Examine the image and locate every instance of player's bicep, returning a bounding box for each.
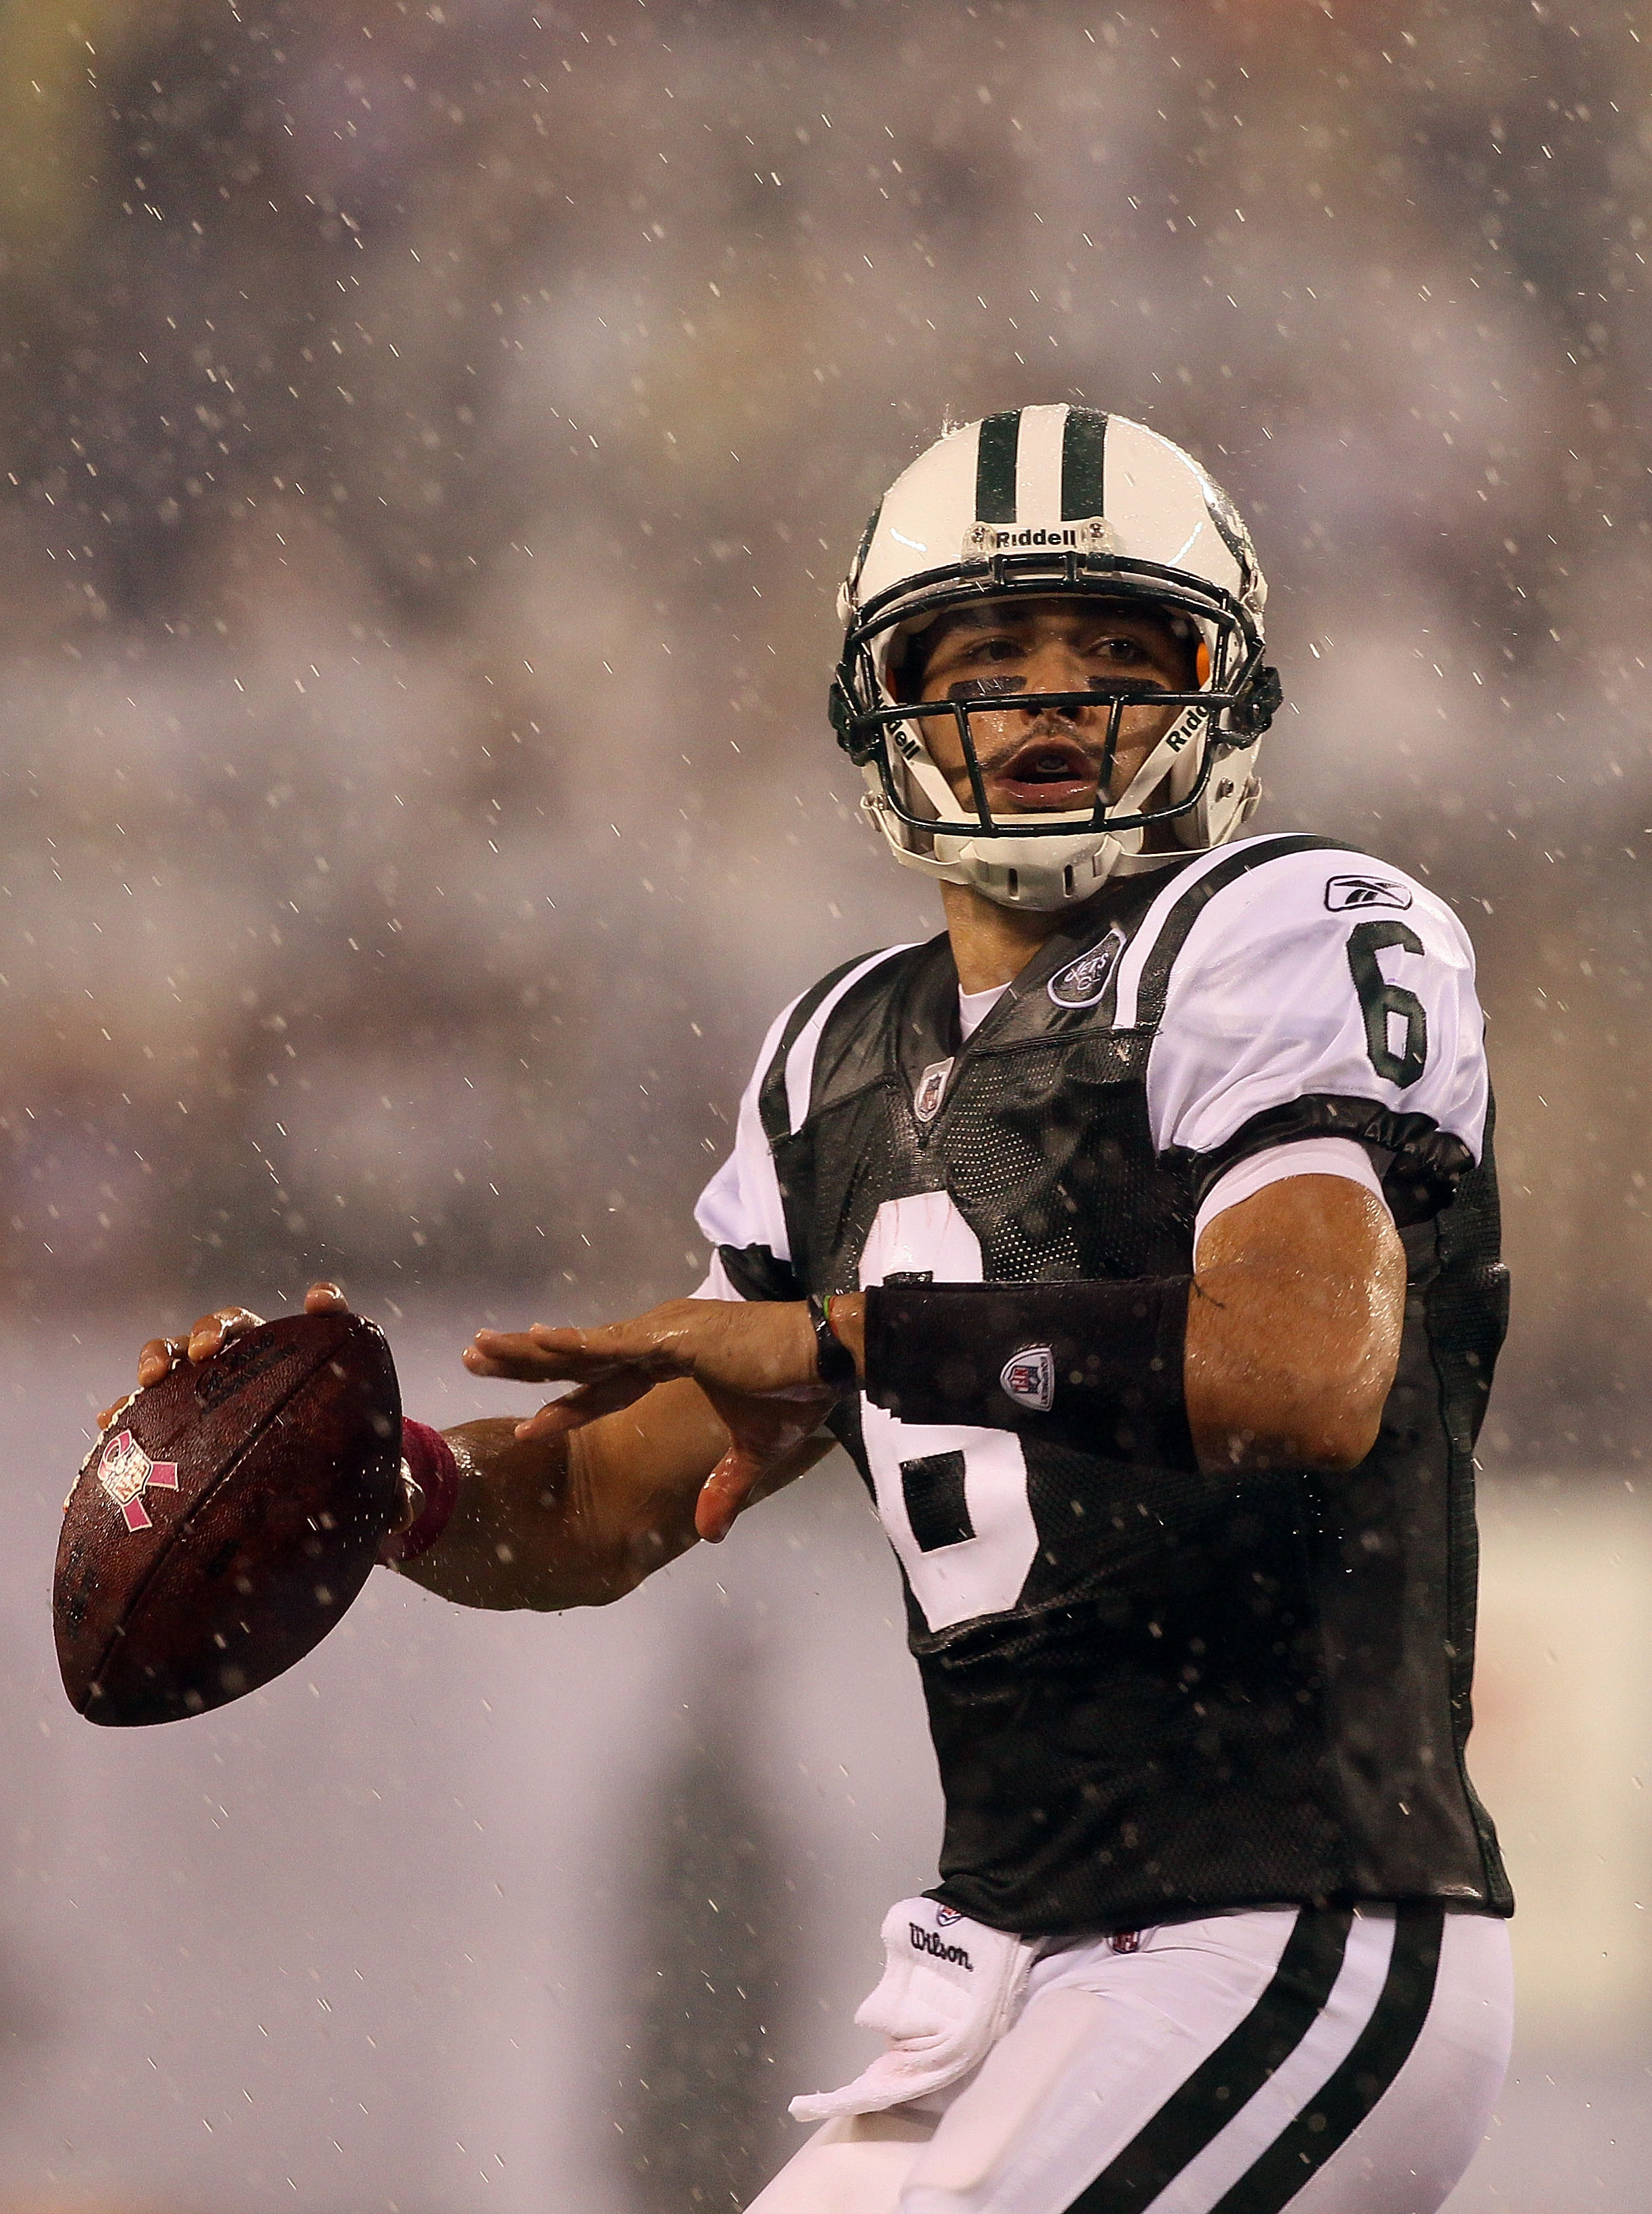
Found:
[1187,1173,1407,1475]
[1194,1170,1404,1304]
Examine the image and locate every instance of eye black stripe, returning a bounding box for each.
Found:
[975,410,1022,522]
[1061,407,1109,519]
[1064,1907,1353,2212]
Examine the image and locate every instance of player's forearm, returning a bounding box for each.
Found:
[399,1380,728,1611]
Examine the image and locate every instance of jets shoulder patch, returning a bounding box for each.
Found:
[1048,929,1124,1009]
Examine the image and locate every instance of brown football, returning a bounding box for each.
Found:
[54,1312,404,1726]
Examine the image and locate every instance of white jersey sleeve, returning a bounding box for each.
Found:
[1135,844,1489,1211]
[693,944,916,1301]
[692,996,800,1302]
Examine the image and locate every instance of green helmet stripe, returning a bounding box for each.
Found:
[1060,407,1109,519]
[974,410,1021,523]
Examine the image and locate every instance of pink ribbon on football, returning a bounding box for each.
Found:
[97,1431,178,1532]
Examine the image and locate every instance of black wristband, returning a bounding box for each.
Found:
[862,1278,1196,1470]
[807,1293,859,1394]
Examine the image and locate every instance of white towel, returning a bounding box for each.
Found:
[789,1896,1038,2122]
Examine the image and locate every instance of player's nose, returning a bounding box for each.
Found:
[1017,638,1096,700]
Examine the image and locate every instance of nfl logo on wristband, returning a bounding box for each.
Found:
[999,1346,1055,1414]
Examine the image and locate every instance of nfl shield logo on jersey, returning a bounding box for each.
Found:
[999,1346,1055,1414]
[913,1057,954,1125]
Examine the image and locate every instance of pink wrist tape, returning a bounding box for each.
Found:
[385,1418,460,1564]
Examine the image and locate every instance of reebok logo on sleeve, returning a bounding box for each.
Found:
[1325,874,1413,912]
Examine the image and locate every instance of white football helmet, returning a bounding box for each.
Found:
[831,405,1282,910]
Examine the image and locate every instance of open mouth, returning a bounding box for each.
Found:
[987,735,1100,812]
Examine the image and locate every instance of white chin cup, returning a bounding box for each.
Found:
[861,781,1157,910]
[867,710,1206,910]
[932,825,1133,910]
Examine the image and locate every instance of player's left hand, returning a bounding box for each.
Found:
[463,1299,844,1542]
[95,1281,351,1433]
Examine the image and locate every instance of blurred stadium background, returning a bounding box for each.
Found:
[1,1,1649,2208]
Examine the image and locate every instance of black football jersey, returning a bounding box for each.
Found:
[695,833,1513,1937]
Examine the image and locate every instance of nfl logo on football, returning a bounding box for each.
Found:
[96,1431,179,1533]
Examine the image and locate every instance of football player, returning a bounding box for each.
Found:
[129,408,1514,2212]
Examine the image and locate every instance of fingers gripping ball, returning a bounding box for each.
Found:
[54,1313,404,1726]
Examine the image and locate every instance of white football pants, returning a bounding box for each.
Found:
[747,1904,1512,2214]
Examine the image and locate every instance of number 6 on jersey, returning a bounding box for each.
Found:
[856,1192,1039,1633]
[1347,918,1429,1087]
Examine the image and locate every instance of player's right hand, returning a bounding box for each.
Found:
[465,1296,841,1543]
[98,1281,351,1431]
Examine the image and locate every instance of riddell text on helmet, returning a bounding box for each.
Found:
[962,516,1116,558]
